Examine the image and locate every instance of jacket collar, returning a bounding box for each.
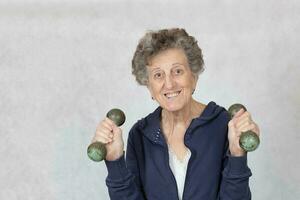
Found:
[138,101,226,146]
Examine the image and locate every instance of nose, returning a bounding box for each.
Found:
[164,74,175,89]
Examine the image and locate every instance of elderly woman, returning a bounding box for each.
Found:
[92,28,260,200]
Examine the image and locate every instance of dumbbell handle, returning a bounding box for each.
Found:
[87,108,126,162]
[228,104,260,152]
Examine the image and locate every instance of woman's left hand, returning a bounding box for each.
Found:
[227,108,260,157]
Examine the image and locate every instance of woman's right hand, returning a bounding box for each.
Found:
[91,117,124,161]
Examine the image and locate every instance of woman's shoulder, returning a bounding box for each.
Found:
[195,101,230,122]
[128,106,161,138]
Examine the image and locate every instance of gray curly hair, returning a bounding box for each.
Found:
[131,28,205,85]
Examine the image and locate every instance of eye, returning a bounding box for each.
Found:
[174,68,184,75]
[154,72,163,79]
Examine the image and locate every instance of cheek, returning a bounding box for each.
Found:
[187,74,197,88]
[148,82,162,96]
[182,77,195,89]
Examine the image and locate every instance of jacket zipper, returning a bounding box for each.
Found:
[182,126,193,200]
[181,148,193,200]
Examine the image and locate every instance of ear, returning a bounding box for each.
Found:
[192,74,199,89]
[146,83,154,98]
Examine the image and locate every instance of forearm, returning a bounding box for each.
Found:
[218,155,252,200]
[105,155,146,200]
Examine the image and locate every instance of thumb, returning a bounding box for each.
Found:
[112,124,122,136]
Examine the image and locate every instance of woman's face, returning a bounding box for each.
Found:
[146,48,198,112]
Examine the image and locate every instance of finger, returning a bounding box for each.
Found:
[97,124,113,134]
[236,117,252,129]
[98,132,113,142]
[96,127,114,139]
[237,120,260,136]
[228,120,235,129]
[92,136,109,144]
[99,124,114,138]
[237,111,252,121]
[112,126,122,136]
[232,108,245,119]
[99,121,113,132]
[104,117,117,128]
[237,123,256,133]
[97,119,113,131]
[228,120,243,138]
[92,134,112,144]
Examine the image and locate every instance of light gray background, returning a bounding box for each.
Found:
[0,0,299,199]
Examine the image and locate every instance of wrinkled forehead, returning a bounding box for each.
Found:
[146,48,189,69]
[146,63,188,74]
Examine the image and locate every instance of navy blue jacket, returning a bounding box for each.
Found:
[105,101,252,200]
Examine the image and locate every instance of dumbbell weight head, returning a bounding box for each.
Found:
[239,130,260,152]
[87,142,107,162]
[106,108,126,127]
[87,108,126,162]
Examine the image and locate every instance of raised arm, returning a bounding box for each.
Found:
[104,124,146,200]
[218,142,252,200]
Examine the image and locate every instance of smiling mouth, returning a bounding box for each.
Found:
[164,90,182,99]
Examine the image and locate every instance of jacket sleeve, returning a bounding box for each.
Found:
[218,141,252,200]
[104,126,146,200]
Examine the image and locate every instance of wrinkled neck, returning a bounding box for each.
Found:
[161,98,203,129]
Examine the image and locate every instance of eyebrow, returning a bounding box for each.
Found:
[149,67,161,73]
[172,63,185,66]
[148,63,185,72]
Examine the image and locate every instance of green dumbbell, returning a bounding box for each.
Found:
[87,108,126,162]
[228,104,260,152]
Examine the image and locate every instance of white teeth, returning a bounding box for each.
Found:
[165,91,180,98]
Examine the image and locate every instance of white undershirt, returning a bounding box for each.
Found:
[168,147,191,200]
